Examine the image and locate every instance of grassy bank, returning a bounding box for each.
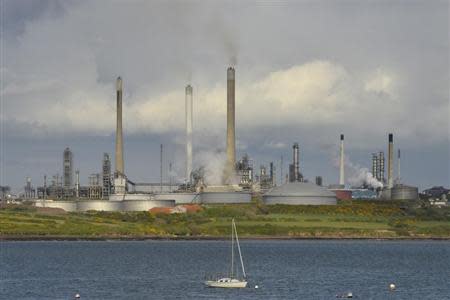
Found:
[1,200,450,239]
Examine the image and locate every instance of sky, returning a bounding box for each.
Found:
[1,0,449,193]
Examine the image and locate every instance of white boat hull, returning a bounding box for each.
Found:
[205,280,248,288]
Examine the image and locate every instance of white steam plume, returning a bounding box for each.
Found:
[347,165,384,189]
[194,149,227,185]
[328,143,383,189]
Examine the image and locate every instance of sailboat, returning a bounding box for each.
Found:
[205,219,248,288]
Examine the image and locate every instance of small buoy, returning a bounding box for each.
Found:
[75,293,80,299]
[336,292,352,299]
[255,285,259,289]
[389,283,396,291]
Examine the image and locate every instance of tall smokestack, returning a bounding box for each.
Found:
[226,67,236,180]
[185,85,193,183]
[115,77,124,175]
[388,133,394,188]
[293,143,299,182]
[339,134,345,186]
[112,77,126,196]
[397,148,401,183]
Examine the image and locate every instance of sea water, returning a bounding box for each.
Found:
[1,240,449,299]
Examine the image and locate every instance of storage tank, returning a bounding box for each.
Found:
[391,184,418,200]
[77,200,121,211]
[154,192,200,204]
[122,199,175,211]
[200,192,251,204]
[263,182,337,205]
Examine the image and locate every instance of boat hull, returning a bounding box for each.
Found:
[205,280,248,288]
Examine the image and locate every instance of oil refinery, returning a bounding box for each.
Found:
[21,66,420,212]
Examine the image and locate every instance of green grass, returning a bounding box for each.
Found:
[1,200,450,238]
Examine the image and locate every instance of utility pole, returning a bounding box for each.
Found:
[43,175,47,200]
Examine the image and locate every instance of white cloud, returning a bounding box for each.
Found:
[2,58,448,148]
[1,0,448,149]
[364,68,397,97]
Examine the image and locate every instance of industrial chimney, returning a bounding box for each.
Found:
[115,77,124,175]
[185,85,193,183]
[339,134,345,186]
[114,77,126,195]
[387,133,394,188]
[293,143,300,182]
[226,67,236,181]
[397,148,401,183]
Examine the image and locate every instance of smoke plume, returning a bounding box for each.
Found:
[194,149,227,185]
[328,143,383,189]
[347,165,384,189]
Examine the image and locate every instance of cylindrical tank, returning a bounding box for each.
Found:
[200,192,251,204]
[391,184,418,200]
[122,200,175,211]
[154,193,200,204]
[263,182,337,205]
[77,200,121,212]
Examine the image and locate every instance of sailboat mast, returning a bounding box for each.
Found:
[234,220,246,279]
[231,218,234,278]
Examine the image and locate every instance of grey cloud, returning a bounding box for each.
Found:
[1,0,448,190]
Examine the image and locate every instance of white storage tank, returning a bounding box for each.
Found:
[263,182,337,205]
[200,192,252,204]
[391,184,419,200]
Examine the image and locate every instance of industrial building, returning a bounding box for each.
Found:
[24,177,36,199]
[235,154,253,189]
[422,186,450,199]
[102,153,112,199]
[263,182,337,205]
[0,186,11,202]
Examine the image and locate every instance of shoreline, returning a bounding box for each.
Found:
[1,235,450,241]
